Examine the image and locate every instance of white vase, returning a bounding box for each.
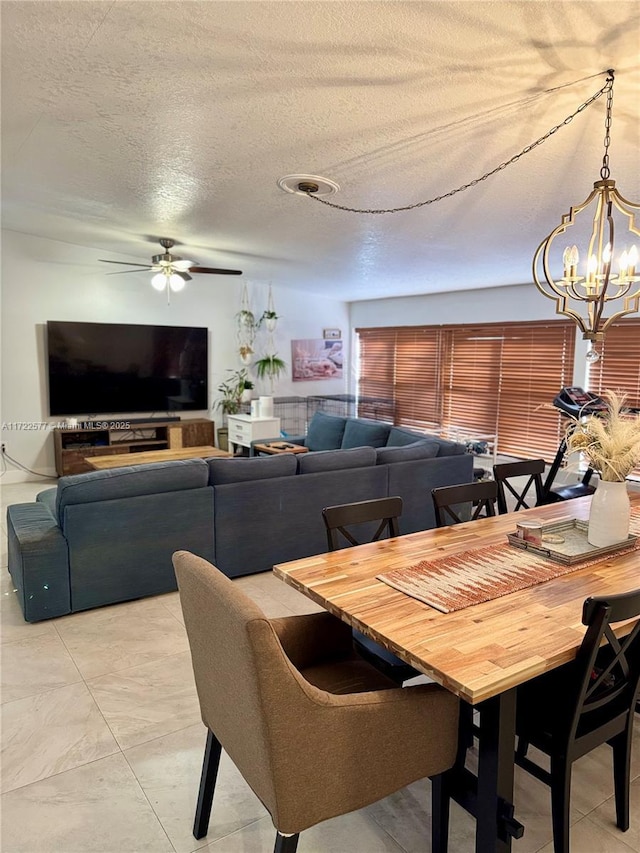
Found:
[587,479,631,547]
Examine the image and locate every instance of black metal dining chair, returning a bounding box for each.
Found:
[493,458,546,513]
[431,481,498,527]
[322,496,419,684]
[515,588,640,853]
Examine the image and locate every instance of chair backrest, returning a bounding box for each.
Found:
[172,550,302,816]
[431,481,498,527]
[568,588,640,744]
[322,496,403,551]
[493,459,546,513]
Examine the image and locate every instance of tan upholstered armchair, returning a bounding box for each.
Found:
[173,550,460,853]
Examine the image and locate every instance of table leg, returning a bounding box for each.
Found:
[475,688,519,853]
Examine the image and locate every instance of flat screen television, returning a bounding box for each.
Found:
[47,321,208,416]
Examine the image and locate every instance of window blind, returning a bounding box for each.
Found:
[356,320,576,461]
[587,320,640,409]
[357,327,441,428]
[586,319,640,478]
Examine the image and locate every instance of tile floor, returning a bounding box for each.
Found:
[1,480,639,853]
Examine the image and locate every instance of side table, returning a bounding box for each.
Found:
[253,442,309,456]
[227,414,281,452]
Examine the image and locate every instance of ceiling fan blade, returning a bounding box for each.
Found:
[105,268,153,275]
[177,272,193,282]
[173,259,193,271]
[189,266,243,275]
[99,259,153,266]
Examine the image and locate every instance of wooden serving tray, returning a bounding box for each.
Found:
[507,518,637,565]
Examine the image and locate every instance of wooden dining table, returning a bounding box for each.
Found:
[274,493,640,853]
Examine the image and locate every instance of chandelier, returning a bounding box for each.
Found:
[532,71,640,361]
[288,70,638,360]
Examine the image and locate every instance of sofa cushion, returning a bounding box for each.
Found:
[386,426,466,456]
[341,418,391,449]
[305,412,348,452]
[434,437,467,457]
[56,458,209,521]
[297,446,376,474]
[207,453,297,485]
[375,441,440,465]
[386,426,428,447]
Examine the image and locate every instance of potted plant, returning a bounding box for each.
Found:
[236,309,257,331]
[565,389,640,547]
[259,309,279,333]
[254,354,287,395]
[241,376,254,403]
[238,344,254,365]
[215,368,249,414]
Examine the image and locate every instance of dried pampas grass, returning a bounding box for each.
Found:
[566,390,640,481]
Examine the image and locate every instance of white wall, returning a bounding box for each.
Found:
[350,282,564,327]
[0,230,349,481]
[349,283,591,388]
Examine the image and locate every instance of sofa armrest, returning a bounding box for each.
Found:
[7,503,70,622]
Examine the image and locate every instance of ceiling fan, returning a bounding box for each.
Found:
[99,238,242,300]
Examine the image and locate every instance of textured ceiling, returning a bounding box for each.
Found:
[2,1,639,301]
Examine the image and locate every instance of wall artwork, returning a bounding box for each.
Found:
[291,338,343,381]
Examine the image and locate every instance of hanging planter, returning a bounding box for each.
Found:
[238,344,254,365]
[259,283,279,332]
[260,310,279,333]
[237,309,257,329]
[254,354,287,395]
[236,282,258,352]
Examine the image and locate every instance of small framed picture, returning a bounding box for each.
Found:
[323,328,341,340]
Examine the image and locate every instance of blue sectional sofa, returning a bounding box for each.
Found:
[7,422,472,622]
[250,411,467,457]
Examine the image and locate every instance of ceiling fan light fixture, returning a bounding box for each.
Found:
[169,273,186,292]
[151,272,167,291]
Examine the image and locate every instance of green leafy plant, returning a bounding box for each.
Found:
[259,309,279,324]
[254,354,287,392]
[215,368,251,415]
[236,309,258,330]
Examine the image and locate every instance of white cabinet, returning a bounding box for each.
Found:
[227,414,281,450]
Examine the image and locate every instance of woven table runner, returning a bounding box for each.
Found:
[377,506,640,614]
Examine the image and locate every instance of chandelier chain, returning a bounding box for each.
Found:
[600,70,614,180]
[306,72,615,214]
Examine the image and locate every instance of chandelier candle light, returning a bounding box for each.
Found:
[532,70,640,362]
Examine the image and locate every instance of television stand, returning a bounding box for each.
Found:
[125,416,182,425]
[53,417,215,476]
